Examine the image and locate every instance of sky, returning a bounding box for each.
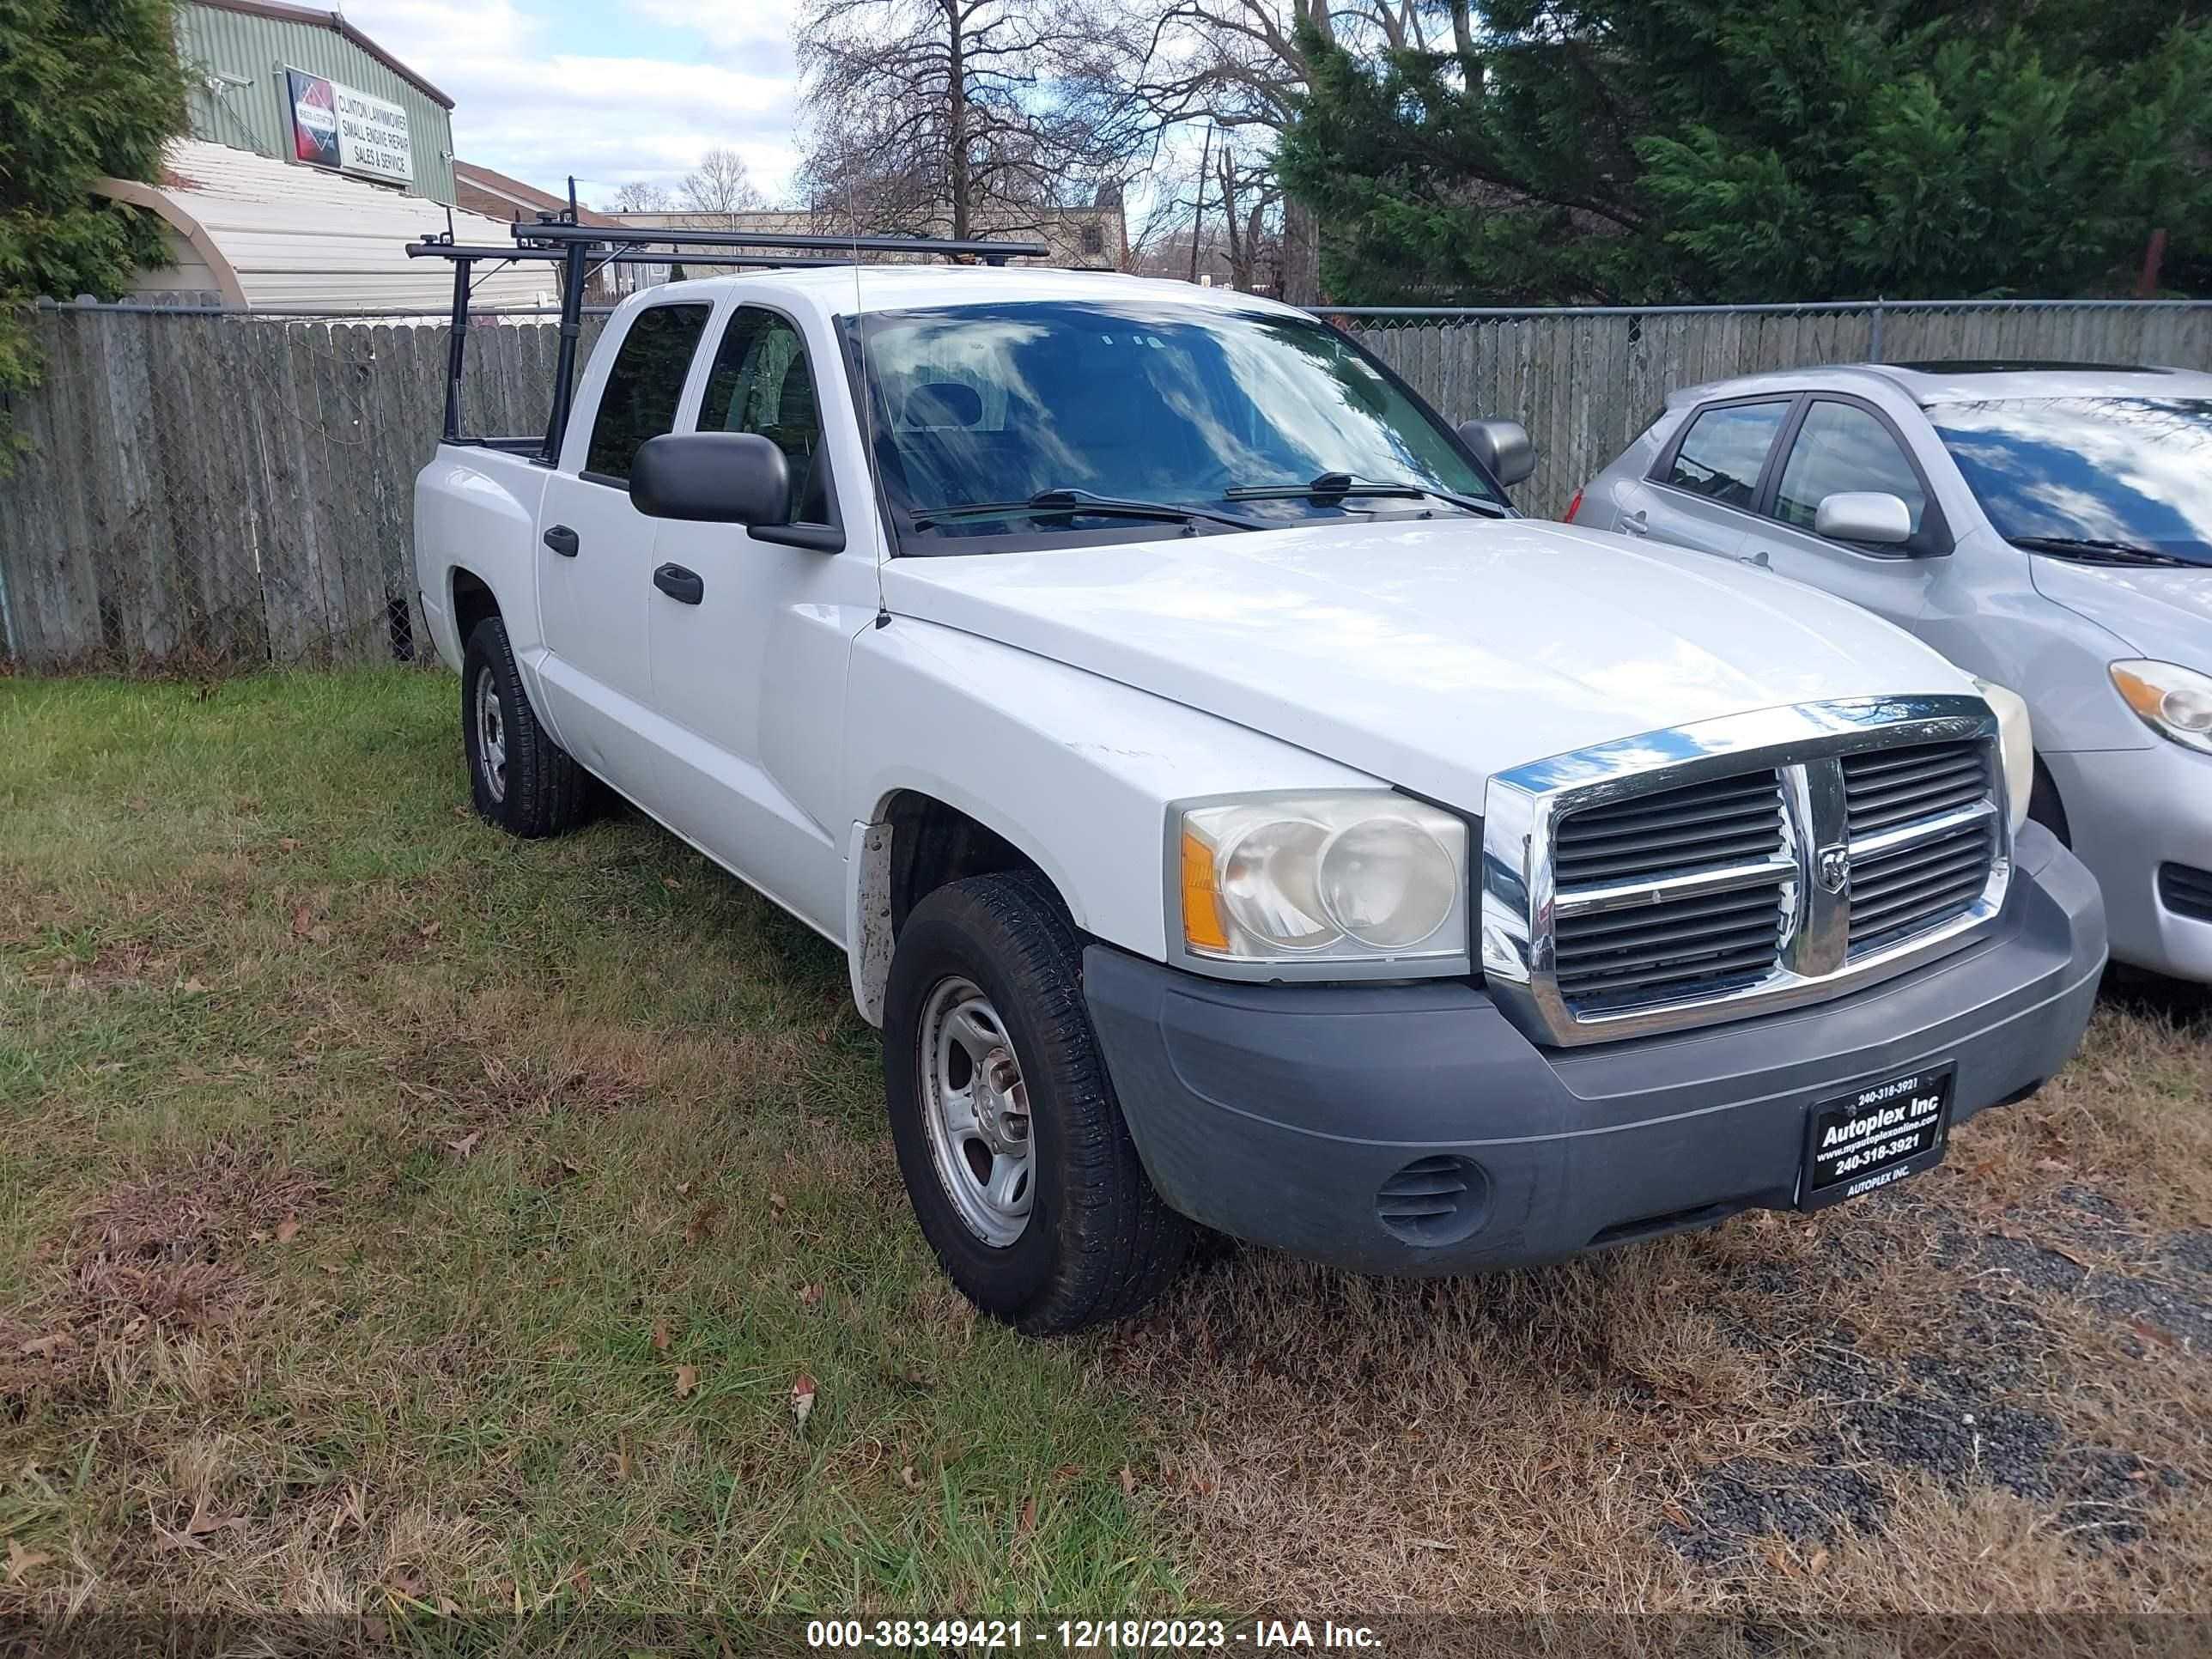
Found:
[337,0,810,208]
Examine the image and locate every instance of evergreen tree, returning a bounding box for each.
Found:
[1,0,191,462]
[1279,1,2212,303]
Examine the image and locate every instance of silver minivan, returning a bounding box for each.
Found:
[1572,362,2212,982]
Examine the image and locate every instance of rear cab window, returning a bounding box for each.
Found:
[1655,400,1791,508]
[583,302,713,485]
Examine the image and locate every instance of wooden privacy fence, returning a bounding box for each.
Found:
[0,307,600,672]
[4,299,2210,672]
[1348,300,2212,520]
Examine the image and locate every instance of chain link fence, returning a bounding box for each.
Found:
[3,297,2209,674]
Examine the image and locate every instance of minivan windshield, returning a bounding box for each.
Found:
[854,300,1506,544]
[1929,396,2212,567]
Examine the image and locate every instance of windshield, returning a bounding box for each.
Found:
[1929,396,2212,567]
[853,300,1505,544]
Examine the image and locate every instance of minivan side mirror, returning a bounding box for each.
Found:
[631,432,791,526]
[1813,490,1912,546]
[1457,418,1536,489]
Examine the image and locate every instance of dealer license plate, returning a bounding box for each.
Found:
[1801,1062,1955,1210]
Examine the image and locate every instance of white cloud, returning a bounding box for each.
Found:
[337,0,807,205]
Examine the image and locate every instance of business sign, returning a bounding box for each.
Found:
[285,67,413,186]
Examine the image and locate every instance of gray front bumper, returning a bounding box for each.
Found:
[1083,822,2106,1274]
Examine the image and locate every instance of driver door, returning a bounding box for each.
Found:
[1737,396,1947,629]
[644,302,869,934]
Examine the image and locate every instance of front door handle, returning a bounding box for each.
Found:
[653,563,704,605]
[1740,548,1772,569]
[542,524,580,557]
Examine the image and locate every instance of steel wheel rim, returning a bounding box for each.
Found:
[473,665,507,803]
[917,975,1033,1247]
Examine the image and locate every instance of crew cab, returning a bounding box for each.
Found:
[412,238,2106,1333]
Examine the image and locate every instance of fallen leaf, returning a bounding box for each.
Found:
[768,1191,788,1214]
[799,1283,824,1308]
[675,1181,692,1196]
[419,920,441,939]
[388,1568,424,1596]
[275,1217,300,1245]
[6,1540,53,1583]
[18,1332,76,1360]
[673,1364,698,1399]
[1014,1496,1037,1542]
[185,1497,244,1537]
[791,1371,817,1431]
[615,1436,632,1481]
[445,1131,483,1159]
[1809,1547,1830,1575]
[683,1201,720,1247]
[179,978,209,994]
[1051,1463,1081,1482]
[902,1466,919,1490]
[661,877,683,890]
[650,1318,671,1353]
[278,837,301,852]
[2131,1318,2179,1350]
[1119,1466,1136,1497]
[291,905,315,938]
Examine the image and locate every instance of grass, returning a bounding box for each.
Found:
[2,668,2209,1645]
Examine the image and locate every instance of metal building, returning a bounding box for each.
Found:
[175,0,458,207]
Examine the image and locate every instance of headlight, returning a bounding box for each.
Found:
[1175,793,1469,977]
[2111,659,2212,756]
[1971,678,2033,834]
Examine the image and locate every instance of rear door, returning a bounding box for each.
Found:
[1631,397,1798,559]
[1739,395,1948,630]
[643,301,870,934]
[534,299,714,798]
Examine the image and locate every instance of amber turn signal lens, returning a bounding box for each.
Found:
[1180,827,1229,952]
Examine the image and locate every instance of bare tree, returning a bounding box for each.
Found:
[797,0,1146,242]
[1215,139,1280,293]
[608,180,674,212]
[1123,1,1446,302]
[679,147,769,215]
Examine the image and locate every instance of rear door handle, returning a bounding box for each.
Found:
[1620,509,1649,537]
[542,524,580,557]
[653,563,704,605]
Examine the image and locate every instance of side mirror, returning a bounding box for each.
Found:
[631,432,791,526]
[1457,418,1536,489]
[1813,490,1912,546]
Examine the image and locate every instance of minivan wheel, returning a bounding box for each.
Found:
[460,617,596,838]
[883,872,1193,1334]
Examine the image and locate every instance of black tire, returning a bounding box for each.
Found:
[883,872,1192,1334]
[461,616,596,838]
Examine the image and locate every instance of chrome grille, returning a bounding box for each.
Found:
[1480,696,2013,1047]
[1553,773,1788,1012]
[1842,740,1989,837]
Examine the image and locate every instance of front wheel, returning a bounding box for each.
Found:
[883,873,1192,1334]
[461,617,596,838]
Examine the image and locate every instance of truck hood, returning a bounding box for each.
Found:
[2028,555,2212,665]
[880,517,1973,811]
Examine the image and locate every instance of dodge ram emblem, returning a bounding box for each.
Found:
[1816,843,1851,894]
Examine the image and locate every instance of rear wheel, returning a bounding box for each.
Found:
[461,617,596,838]
[884,872,1192,1334]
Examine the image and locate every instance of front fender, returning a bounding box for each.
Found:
[842,617,1373,999]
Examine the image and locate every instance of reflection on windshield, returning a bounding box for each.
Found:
[1931,396,2212,567]
[857,301,1503,541]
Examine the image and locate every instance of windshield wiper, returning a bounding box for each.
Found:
[2009,535,2190,567]
[908,488,1258,533]
[1224,471,1510,518]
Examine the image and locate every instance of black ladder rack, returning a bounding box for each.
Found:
[404,186,1047,459]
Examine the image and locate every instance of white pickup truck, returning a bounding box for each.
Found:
[413,241,2106,1333]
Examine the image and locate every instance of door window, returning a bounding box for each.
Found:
[1773,400,1928,538]
[583,302,712,483]
[699,309,829,523]
[1660,401,1791,508]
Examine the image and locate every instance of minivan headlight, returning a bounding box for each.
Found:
[2111,660,2212,756]
[1174,793,1470,977]
[1969,678,2034,833]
